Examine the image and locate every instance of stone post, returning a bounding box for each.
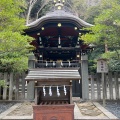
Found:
[81,54,89,100]
[27,54,35,100]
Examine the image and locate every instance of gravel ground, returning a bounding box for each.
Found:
[100,101,120,119]
[0,102,16,114]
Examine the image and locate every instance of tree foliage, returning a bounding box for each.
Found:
[71,0,87,18]
[0,80,6,87]
[71,0,101,23]
[84,5,102,24]
[81,0,120,71]
[0,0,33,72]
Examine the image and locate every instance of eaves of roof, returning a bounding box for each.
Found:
[26,10,93,31]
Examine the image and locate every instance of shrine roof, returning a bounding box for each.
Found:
[25,68,81,81]
[26,10,93,30]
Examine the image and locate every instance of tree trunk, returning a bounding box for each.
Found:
[26,0,38,24]
[3,73,8,100]
[9,72,14,100]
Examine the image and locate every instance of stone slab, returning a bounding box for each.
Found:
[74,102,109,119]
[93,102,118,119]
[0,103,33,120]
[74,102,83,119]
[0,103,21,119]
[72,97,81,102]
[2,115,33,120]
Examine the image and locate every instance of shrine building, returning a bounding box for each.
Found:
[25,0,93,101]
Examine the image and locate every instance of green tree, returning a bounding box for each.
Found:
[71,0,101,23]
[0,0,33,73]
[0,80,5,87]
[81,0,120,71]
[72,0,87,18]
[84,5,102,24]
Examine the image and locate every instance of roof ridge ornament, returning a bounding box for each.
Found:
[53,0,65,10]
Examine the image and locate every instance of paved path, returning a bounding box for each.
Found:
[0,98,118,120]
[74,102,118,119]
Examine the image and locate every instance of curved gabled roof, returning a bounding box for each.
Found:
[26,10,93,31]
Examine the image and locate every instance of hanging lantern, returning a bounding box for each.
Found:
[41,27,44,30]
[58,23,62,27]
